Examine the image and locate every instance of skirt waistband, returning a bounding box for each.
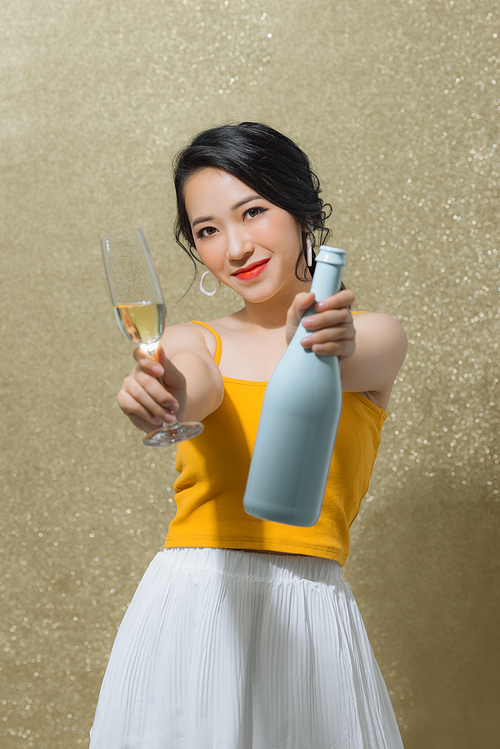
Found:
[161,547,343,585]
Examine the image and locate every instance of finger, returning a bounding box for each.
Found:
[127,413,163,434]
[133,347,164,377]
[302,325,353,346]
[155,347,186,390]
[306,338,356,358]
[302,308,353,332]
[117,389,166,426]
[287,292,315,317]
[121,375,179,421]
[295,291,316,310]
[313,339,356,358]
[132,347,185,396]
[286,292,315,327]
[315,288,356,311]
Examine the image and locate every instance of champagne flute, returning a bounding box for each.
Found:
[101,228,204,446]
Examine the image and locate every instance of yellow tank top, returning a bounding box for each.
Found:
[165,320,387,565]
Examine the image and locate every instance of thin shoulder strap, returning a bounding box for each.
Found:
[189,321,222,365]
[190,314,366,366]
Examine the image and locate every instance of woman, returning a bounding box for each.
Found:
[90,122,408,748]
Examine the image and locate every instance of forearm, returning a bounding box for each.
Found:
[339,314,407,396]
[170,350,224,423]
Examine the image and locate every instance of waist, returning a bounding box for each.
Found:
[161,546,343,584]
[231,547,309,557]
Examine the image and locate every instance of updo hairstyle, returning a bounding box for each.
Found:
[173,122,332,280]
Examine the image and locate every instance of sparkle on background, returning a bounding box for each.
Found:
[0,0,498,747]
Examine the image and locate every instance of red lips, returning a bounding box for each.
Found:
[232,259,270,279]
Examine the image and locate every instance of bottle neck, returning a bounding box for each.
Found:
[309,262,344,303]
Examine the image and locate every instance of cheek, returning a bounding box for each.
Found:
[195,242,224,273]
[257,214,301,246]
[193,241,208,267]
[275,217,303,253]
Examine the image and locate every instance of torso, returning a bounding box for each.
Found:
[194,313,389,410]
[191,312,387,557]
[202,315,288,382]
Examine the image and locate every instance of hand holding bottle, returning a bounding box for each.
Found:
[285,288,356,358]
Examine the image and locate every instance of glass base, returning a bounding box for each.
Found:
[143,421,204,446]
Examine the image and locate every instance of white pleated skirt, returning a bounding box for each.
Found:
[89,548,404,749]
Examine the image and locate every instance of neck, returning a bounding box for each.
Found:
[237,275,312,330]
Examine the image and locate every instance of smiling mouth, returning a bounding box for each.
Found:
[232,259,270,279]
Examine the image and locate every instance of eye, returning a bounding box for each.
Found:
[244,206,265,219]
[196,225,218,239]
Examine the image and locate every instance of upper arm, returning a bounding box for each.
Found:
[160,323,224,421]
[340,313,408,410]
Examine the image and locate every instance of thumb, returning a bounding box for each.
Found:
[153,344,168,368]
[288,291,315,325]
[295,291,315,311]
[155,346,186,389]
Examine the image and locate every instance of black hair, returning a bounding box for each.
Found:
[173,122,333,281]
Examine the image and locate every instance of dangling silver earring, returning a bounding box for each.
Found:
[199,270,221,297]
[306,236,313,267]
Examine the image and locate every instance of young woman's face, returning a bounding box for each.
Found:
[184,167,306,302]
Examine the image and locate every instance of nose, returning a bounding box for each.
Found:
[226,226,254,261]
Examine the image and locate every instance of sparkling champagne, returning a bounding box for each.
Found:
[102,228,203,445]
[114,302,166,351]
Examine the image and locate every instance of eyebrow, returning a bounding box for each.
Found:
[191,194,262,228]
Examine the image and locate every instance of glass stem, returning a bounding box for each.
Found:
[161,417,179,430]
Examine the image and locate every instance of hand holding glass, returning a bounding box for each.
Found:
[100,228,204,446]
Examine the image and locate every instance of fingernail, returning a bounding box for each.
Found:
[301,335,313,346]
[163,412,176,423]
[170,402,179,412]
[316,302,326,311]
[152,365,164,375]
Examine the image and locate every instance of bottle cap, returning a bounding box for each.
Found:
[316,246,346,266]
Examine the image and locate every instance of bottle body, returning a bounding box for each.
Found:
[243,247,346,527]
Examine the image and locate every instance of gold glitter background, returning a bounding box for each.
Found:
[1,0,498,746]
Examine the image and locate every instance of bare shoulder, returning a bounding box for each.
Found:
[353,311,408,353]
[159,321,218,361]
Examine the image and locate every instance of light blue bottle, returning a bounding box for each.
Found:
[243,246,347,527]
